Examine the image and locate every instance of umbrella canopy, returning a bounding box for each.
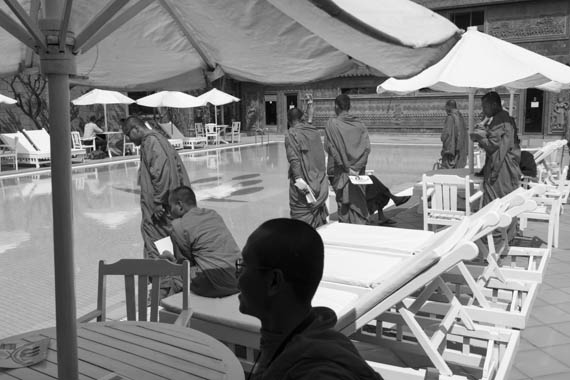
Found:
[72,89,135,131]
[71,89,134,105]
[0,1,460,378]
[377,27,570,170]
[197,88,240,124]
[197,88,240,106]
[378,27,570,94]
[0,1,460,90]
[0,93,17,104]
[135,91,203,108]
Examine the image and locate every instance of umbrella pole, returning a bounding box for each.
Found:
[42,1,79,378]
[104,103,108,131]
[508,88,515,116]
[468,88,476,173]
[215,105,218,125]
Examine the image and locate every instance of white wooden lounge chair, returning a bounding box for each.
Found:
[23,128,86,163]
[0,131,51,168]
[159,218,519,380]
[0,138,17,171]
[158,121,207,149]
[144,122,183,150]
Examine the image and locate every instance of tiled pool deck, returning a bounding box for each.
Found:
[0,133,568,380]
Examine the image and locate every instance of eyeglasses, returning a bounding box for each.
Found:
[235,258,274,278]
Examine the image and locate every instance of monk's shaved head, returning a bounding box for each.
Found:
[169,186,197,206]
[335,94,351,111]
[445,100,457,108]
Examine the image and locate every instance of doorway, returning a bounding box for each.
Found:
[286,94,298,110]
[265,94,277,126]
[524,89,544,134]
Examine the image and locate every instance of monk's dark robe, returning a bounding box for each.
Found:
[478,110,521,205]
[170,207,239,298]
[252,307,383,380]
[441,109,467,169]
[284,123,329,228]
[139,131,191,259]
[324,113,370,224]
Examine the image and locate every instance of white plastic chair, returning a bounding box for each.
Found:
[519,185,563,248]
[205,123,219,145]
[422,173,483,231]
[229,121,241,143]
[71,131,95,153]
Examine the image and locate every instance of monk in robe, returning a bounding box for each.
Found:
[237,219,383,380]
[441,100,468,169]
[122,116,191,259]
[324,94,370,224]
[162,186,239,298]
[470,91,521,206]
[284,108,329,228]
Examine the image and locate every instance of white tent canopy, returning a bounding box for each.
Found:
[0,0,460,91]
[0,1,460,378]
[135,91,203,108]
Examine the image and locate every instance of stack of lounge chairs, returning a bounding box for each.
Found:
[157,184,554,380]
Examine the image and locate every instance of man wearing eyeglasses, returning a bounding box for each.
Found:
[236,218,383,380]
[122,116,191,259]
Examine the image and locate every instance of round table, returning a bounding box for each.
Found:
[0,321,244,379]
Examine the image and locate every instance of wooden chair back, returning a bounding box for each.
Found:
[79,259,191,325]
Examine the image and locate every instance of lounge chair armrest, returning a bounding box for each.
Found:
[77,309,102,323]
[469,190,483,204]
[173,308,193,327]
[425,187,435,199]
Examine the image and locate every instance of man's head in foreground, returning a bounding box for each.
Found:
[168,186,197,219]
[237,218,323,326]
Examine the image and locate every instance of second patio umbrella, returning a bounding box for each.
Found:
[197,88,240,125]
[72,89,135,131]
[377,27,570,170]
[136,91,204,135]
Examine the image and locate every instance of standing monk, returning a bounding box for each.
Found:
[285,108,328,228]
[122,116,191,259]
[440,100,467,169]
[324,94,370,224]
[470,91,521,205]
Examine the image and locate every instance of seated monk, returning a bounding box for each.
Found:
[160,185,240,298]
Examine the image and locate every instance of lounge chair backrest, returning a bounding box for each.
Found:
[70,131,81,150]
[205,123,216,134]
[1,132,38,153]
[23,128,51,152]
[231,121,241,132]
[336,217,478,334]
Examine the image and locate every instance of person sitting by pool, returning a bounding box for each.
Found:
[83,115,105,151]
[236,218,383,380]
[160,185,240,298]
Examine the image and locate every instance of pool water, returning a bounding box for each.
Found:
[0,142,440,338]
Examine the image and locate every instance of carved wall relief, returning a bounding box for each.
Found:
[487,15,568,43]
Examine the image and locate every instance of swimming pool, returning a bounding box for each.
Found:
[0,142,440,338]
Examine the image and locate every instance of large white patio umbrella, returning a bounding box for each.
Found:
[0,93,17,104]
[72,89,135,131]
[136,91,204,135]
[0,1,460,378]
[378,27,570,171]
[197,88,240,124]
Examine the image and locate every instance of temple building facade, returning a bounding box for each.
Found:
[240,0,570,138]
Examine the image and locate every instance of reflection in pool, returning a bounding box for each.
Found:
[0,142,439,338]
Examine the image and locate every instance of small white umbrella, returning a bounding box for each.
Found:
[72,89,135,131]
[197,88,240,124]
[135,91,204,108]
[0,93,17,104]
[377,27,570,170]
